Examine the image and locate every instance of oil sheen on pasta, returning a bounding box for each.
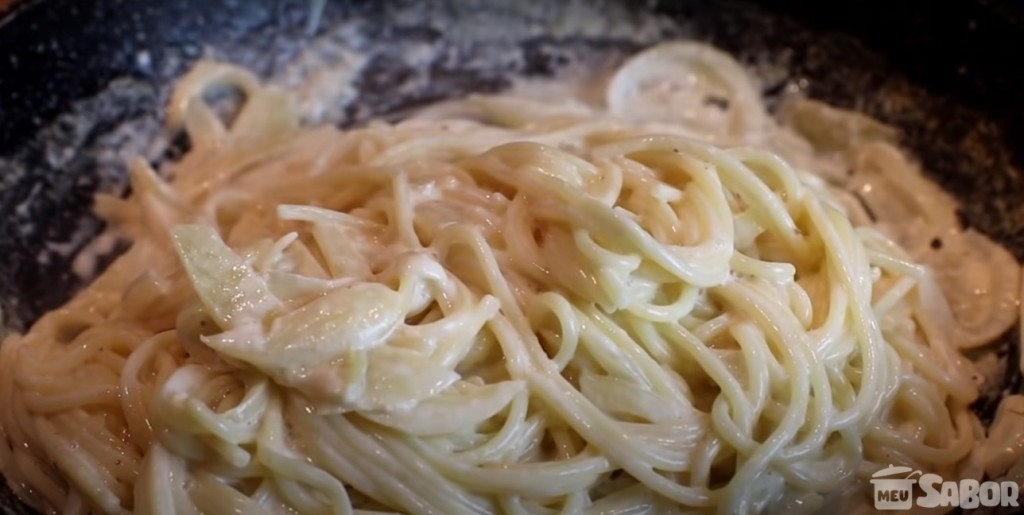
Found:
[0,42,1020,515]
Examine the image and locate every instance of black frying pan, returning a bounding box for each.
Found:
[2,1,1023,513]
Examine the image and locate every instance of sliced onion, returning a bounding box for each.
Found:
[920,230,1019,348]
[977,395,1024,478]
[606,41,767,139]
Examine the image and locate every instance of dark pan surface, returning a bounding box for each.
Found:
[1,0,1023,513]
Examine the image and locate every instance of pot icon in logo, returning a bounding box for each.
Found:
[871,465,922,510]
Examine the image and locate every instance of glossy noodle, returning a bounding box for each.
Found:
[0,42,1019,515]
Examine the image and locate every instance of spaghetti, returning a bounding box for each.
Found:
[0,42,1017,515]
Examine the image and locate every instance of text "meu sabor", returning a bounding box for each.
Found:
[872,466,1020,510]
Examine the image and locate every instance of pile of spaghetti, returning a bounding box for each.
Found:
[0,42,1015,514]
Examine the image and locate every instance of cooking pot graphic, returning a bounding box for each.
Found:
[871,465,922,510]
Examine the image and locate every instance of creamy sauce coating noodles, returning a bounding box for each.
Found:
[0,41,1020,515]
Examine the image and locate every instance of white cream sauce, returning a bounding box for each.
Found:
[54,34,1024,505]
[497,44,1024,487]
